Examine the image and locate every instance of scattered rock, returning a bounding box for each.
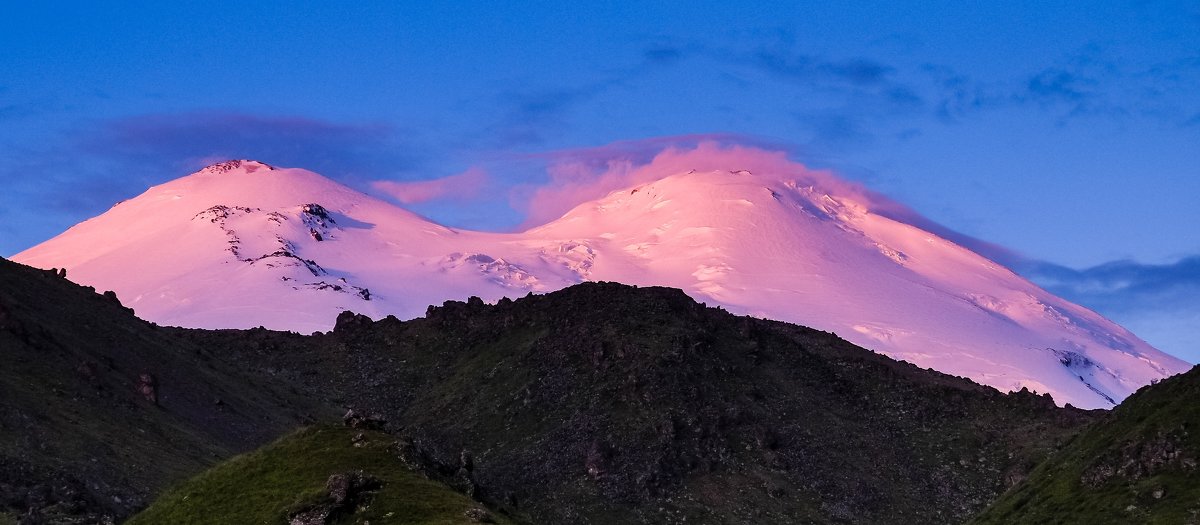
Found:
[334,311,373,332]
[454,450,477,497]
[287,471,380,525]
[342,409,386,430]
[136,373,158,405]
[1081,430,1194,487]
[288,506,330,525]
[585,440,612,479]
[464,506,496,523]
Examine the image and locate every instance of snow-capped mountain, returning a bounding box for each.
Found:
[13,159,1188,408]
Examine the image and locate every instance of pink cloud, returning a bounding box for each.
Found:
[514,140,891,228]
[371,167,489,204]
[512,138,1024,266]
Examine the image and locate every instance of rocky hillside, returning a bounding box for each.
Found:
[177,282,1099,524]
[971,364,1200,524]
[0,255,1105,524]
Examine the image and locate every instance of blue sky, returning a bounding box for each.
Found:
[1,1,1198,360]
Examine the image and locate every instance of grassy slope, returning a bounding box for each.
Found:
[128,426,513,525]
[971,365,1200,524]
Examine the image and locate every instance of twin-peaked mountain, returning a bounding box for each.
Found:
[13,160,1187,409]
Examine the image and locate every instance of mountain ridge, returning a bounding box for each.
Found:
[162,279,1100,524]
[12,160,1187,408]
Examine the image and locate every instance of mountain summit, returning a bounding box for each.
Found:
[14,159,1188,408]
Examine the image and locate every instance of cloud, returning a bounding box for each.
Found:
[1021,256,1200,312]
[0,111,439,255]
[514,138,805,228]
[920,43,1200,125]
[1026,68,1092,102]
[818,58,895,86]
[1019,256,1200,361]
[74,112,414,178]
[919,64,1009,121]
[371,167,489,204]
[643,45,685,64]
[486,88,596,147]
[507,135,1031,270]
[511,137,945,231]
[480,42,706,149]
[793,112,874,149]
[746,49,909,95]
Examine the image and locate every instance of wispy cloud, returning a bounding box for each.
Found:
[1016,51,1129,119]
[371,167,489,204]
[74,112,413,178]
[929,44,1200,124]
[1026,68,1093,103]
[0,111,437,255]
[751,50,898,87]
[504,134,1034,274]
[510,137,952,233]
[1019,255,1200,361]
[1022,256,1200,312]
[486,87,605,148]
[642,45,685,64]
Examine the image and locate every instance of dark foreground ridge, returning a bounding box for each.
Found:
[0,258,330,523]
[0,256,1107,524]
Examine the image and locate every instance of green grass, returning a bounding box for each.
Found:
[128,426,512,525]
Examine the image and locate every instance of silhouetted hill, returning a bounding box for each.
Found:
[0,258,329,523]
[175,282,1098,524]
[0,256,1102,524]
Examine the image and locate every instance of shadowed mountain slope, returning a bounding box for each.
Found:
[177,282,1099,524]
[0,257,330,523]
[0,255,1104,524]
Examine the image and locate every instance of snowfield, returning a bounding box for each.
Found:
[14,159,1189,408]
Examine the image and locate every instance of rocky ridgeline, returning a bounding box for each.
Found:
[184,282,1097,524]
[197,160,276,175]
